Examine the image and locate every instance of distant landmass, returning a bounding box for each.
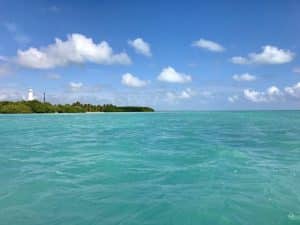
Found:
[0,100,154,113]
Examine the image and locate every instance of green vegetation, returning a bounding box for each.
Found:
[0,100,154,114]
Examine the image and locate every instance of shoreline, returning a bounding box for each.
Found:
[0,100,155,114]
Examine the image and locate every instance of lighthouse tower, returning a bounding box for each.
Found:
[27,89,34,101]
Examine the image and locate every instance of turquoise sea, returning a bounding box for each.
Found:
[0,111,300,225]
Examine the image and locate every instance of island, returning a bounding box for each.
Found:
[0,100,154,113]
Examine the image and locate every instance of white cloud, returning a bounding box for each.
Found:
[192,38,225,52]
[243,83,300,103]
[228,95,239,103]
[250,46,294,64]
[16,33,131,69]
[293,67,300,73]
[128,38,151,57]
[179,88,195,99]
[121,73,148,88]
[267,86,281,96]
[166,88,196,100]
[244,89,267,102]
[69,82,83,91]
[285,82,300,98]
[158,66,192,83]
[267,86,282,101]
[232,73,256,82]
[231,45,294,65]
[244,86,282,103]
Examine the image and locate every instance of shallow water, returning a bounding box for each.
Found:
[0,111,300,225]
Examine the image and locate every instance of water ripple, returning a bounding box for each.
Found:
[0,112,300,225]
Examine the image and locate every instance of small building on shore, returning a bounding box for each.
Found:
[27,89,34,101]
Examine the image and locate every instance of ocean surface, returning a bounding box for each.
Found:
[0,111,300,225]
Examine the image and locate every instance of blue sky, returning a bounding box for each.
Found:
[0,0,300,110]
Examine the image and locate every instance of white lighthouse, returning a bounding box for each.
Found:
[27,89,34,101]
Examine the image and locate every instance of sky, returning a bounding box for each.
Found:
[0,0,300,110]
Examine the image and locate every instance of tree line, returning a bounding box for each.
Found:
[0,100,154,113]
